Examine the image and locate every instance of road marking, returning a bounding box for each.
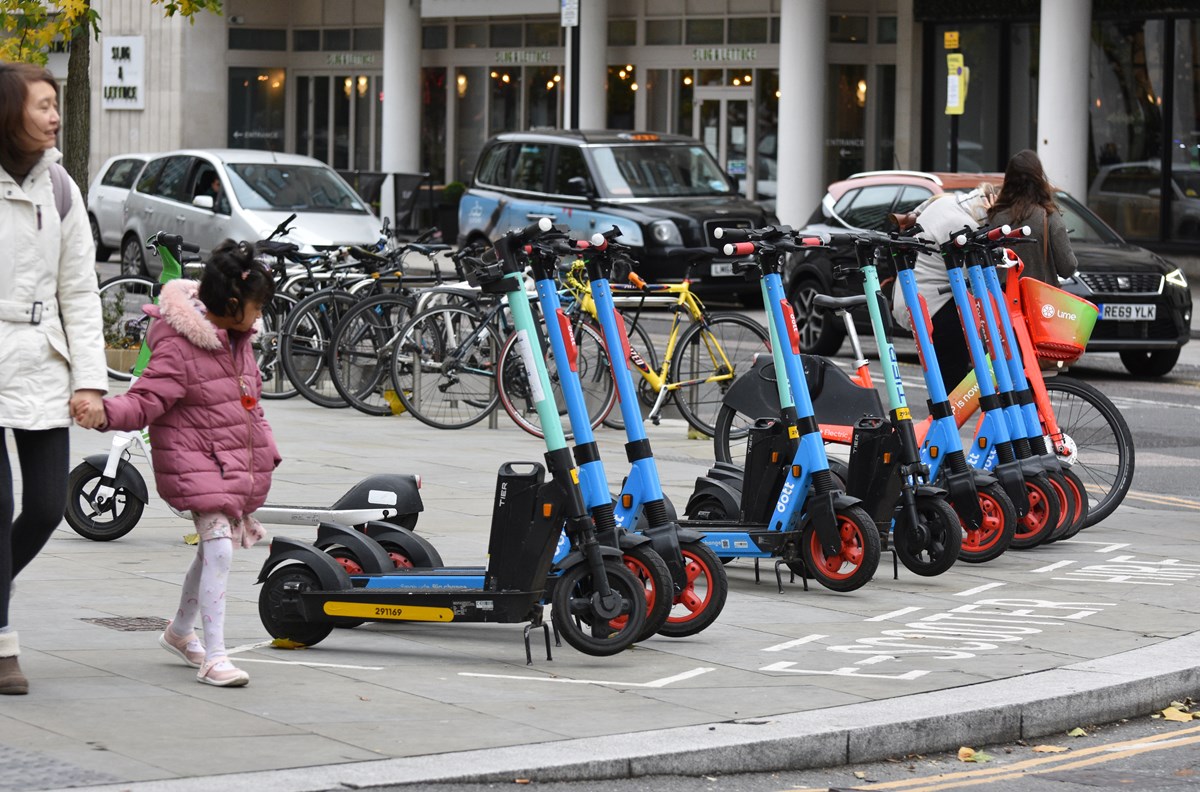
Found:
[459,667,715,688]
[1124,490,1200,510]
[762,634,827,652]
[234,657,385,670]
[1110,394,1200,411]
[1031,560,1075,573]
[1092,543,1131,553]
[226,640,274,655]
[785,722,1200,791]
[865,606,923,622]
[954,582,1005,597]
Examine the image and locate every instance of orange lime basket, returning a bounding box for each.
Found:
[1019,277,1098,365]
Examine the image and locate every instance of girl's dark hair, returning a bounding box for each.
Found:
[988,148,1058,222]
[198,239,276,322]
[0,61,58,179]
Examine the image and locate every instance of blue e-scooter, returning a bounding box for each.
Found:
[256,219,648,661]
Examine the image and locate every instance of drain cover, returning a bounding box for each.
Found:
[81,616,169,632]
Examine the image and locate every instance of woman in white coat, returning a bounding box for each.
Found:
[0,62,108,695]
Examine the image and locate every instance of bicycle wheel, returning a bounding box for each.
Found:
[257,292,299,400]
[280,289,359,408]
[1043,376,1134,527]
[97,275,155,380]
[497,318,614,440]
[601,314,659,432]
[391,305,500,430]
[712,403,764,467]
[670,313,770,436]
[329,293,417,416]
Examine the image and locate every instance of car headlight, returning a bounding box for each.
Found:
[1165,268,1188,289]
[649,220,683,246]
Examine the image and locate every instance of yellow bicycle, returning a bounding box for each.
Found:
[562,260,770,437]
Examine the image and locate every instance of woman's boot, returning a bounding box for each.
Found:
[0,631,28,695]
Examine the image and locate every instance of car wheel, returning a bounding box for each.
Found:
[121,235,148,277]
[1119,348,1180,377]
[788,275,844,355]
[90,215,112,261]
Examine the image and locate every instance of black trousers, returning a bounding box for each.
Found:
[0,427,70,629]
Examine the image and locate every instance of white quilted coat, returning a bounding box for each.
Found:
[0,148,107,430]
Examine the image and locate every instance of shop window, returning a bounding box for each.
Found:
[609,19,637,46]
[323,29,351,51]
[353,28,383,51]
[456,66,488,180]
[729,17,767,44]
[489,67,520,138]
[646,19,681,45]
[293,29,320,51]
[826,64,867,182]
[686,18,724,45]
[228,67,286,152]
[829,15,869,44]
[607,65,637,130]
[526,21,559,47]
[423,25,448,50]
[229,28,286,51]
[490,23,522,48]
[422,69,446,183]
[527,66,561,129]
[456,23,487,49]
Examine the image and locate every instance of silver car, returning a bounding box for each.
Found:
[120,148,382,276]
[87,152,153,261]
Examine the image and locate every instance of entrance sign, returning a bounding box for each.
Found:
[102,36,144,110]
[945,53,968,115]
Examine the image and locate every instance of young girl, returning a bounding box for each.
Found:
[83,239,280,687]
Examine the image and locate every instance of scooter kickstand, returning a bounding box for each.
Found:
[523,622,554,665]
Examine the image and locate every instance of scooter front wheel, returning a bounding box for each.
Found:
[259,565,334,647]
[617,545,673,642]
[800,505,880,593]
[657,541,729,638]
[65,462,146,541]
[1057,467,1090,540]
[893,495,962,577]
[551,558,647,656]
[958,482,1016,564]
[1010,474,1060,549]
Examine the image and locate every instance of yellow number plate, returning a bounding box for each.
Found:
[323,602,454,622]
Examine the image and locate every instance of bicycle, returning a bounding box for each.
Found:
[558,250,769,437]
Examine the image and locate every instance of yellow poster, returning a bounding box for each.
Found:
[946,53,968,115]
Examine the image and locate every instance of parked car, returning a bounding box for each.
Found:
[457,129,775,297]
[790,170,1193,377]
[1087,160,1200,240]
[87,153,153,261]
[120,149,382,276]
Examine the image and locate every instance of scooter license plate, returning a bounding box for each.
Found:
[1099,303,1155,321]
[710,262,735,277]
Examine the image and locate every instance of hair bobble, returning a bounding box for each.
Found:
[240,269,250,280]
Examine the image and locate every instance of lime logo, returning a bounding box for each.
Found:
[1042,303,1056,319]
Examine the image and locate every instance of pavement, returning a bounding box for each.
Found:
[1,287,1199,792]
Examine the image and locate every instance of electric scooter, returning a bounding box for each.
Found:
[543,230,728,635]
[683,227,879,593]
[64,231,425,547]
[255,219,649,661]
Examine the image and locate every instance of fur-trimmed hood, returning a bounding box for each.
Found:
[144,279,260,350]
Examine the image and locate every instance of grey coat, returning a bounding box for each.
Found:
[989,205,1077,283]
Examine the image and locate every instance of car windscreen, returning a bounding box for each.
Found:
[588,144,733,198]
[1054,191,1122,244]
[226,163,369,214]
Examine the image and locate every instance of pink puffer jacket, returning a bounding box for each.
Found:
[103,279,281,518]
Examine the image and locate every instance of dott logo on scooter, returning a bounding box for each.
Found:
[776,480,796,513]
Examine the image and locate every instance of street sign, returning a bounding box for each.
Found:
[561,0,579,27]
[944,30,959,49]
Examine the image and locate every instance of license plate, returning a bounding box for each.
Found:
[1099,303,1156,321]
[711,262,734,277]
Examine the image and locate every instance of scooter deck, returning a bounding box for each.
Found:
[682,519,789,558]
[351,567,488,590]
[287,586,544,624]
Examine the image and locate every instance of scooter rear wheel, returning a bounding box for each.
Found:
[800,505,880,593]
[657,541,729,638]
[893,495,962,577]
[1010,474,1060,549]
[958,482,1016,564]
[1041,470,1078,544]
[258,565,334,647]
[551,558,647,656]
[65,462,146,541]
[1057,467,1090,540]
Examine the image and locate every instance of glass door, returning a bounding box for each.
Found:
[693,86,757,199]
[294,73,382,171]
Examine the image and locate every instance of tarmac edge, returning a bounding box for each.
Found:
[68,631,1200,792]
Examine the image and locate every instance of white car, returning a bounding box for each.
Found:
[120,149,383,276]
[87,153,153,261]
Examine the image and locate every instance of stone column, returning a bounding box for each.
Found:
[577,0,609,130]
[1036,0,1092,197]
[776,0,827,226]
[381,0,422,222]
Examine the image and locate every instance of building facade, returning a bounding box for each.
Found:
[67,0,1200,250]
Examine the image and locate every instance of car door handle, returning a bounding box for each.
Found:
[526,212,557,221]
